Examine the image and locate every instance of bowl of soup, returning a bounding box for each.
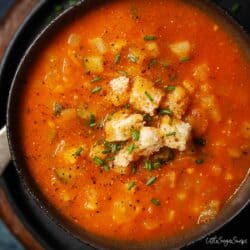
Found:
[4,0,250,249]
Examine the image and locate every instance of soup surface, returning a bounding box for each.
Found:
[20,0,250,242]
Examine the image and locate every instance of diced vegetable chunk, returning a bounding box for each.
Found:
[83,56,104,73]
[145,42,159,57]
[169,41,191,59]
[89,37,106,54]
[55,168,75,183]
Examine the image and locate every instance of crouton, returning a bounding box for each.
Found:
[130,76,164,115]
[160,116,191,151]
[105,111,143,142]
[169,41,191,59]
[162,86,190,119]
[107,76,130,106]
[113,147,137,169]
[136,127,164,156]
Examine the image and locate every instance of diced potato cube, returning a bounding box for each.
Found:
[67,33,80,47]
[83,56,103,74]
[110,39,127,53]
[145,42,159,57]
[60,109,76,121]
[169,41,191,59]
[160,116,191,151]
[162,86,190,119]
[63,146,84,164]
[107,76,130,106]
[84,187,98,211]
[193,64,210,82]
[241,122,250,138]
[89,37,106,54]
[105,111,143,142]
[130,76,164,115]
[89,144,106,160]
[76,105,95,120]
[112,199,140,224]
[55,168,75,183]
[128,47,146,65]
[182,79,196,94]
[136,127,164,156]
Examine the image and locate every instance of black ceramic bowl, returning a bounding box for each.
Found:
[2,0,250,249]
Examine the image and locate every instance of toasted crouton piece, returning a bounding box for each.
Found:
[105,111,143,142]
[162,86,190,119]
[169,41,191,59]
[130,76,164,115]
[113,147,137,169]
[107,76,130,106]
[136,127,164,156]
[160,116,191,151]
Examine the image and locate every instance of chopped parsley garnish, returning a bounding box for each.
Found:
[159,109,173,116]
[132,165,137,175]
[144,161,153,171]
[167,149,175,161]
[132,130,140,141]
[143,114,153,122]
[165,85,176,91]
[231,3,241,14]
[180,56,191,63]
[53,102,63,116]
[145,91,154,102]
[148,59,157,67]
[128,144,136,154]
[89,114,96,127]
[169,74,177,82]
[91,76,102,83]
[195,159,204,165]
[128,53,138,63]
[103,165,110,171]
[114,53,121,64]
[193,137,206,147]
[166,132,176,137]
[91,86,102,93]
[151,198,161,206]
[93,156,104,166]
[155,78,162,84]
[146,176,157,186]
[117,70,128,76]
[144,35,156,41]
[127,182,136,190]
[72,147,83,157]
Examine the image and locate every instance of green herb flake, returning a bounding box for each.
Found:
[159,109,173,116]
[53,102,63,116]
[165,85,176,91]
[103,165,110,171]
[132,130,140,141]
[146,176,157,186]
[89,114,96,128]
[127,182,136,191]
[91,86,102,94]
[153,161,162,169]
[132,165,137,175]
[167,150,175,161]
[151,198,160,206]
[128,144,136,154]
[106,156,115,162]
[144,161,153,171]
[91,76,102,83]
[166,132,176,137]
[169,74,177,82]
[148,59,157,67]
[180,56,191,63]
[128,53,138,63]
[114,54,121,64]
[117,70,128,76]
[195,159,204,165]
[155,78,162,84]
[145,91,154,102]
[93,156,104,166]
[72,147,83,157]
[144,35,156,41]
[143,114,153,122]
[231,3,241,14]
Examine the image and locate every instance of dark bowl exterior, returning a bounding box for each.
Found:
[5,0,250,249]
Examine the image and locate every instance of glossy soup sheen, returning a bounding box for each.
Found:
[20,0,250,242]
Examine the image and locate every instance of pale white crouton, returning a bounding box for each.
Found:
[130,76,164,115]
[83,56,103,73]
[169,41,191,59]
[105,111,143,142]
[162,86,190,119]
[160,116,191,151]
[89,37,106,54]
[136,127,164,156]
[107,76,130,106]
[145,42,159,57]
[193,64,210,82]
[113,147,136,168]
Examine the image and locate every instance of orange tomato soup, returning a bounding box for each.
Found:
[20,0,250,242]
